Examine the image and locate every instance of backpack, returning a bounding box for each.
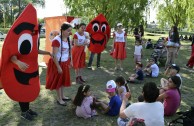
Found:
[129,118,145,126]
[168,106,194,126]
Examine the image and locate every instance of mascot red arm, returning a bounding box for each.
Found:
[86,14,110,53]
[0,4,40,102]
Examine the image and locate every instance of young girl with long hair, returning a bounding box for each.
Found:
[73,85,97,119]
[165,26,181,69]
[72,23,89,84]
[115,76,129,101]
[46,23,72,106]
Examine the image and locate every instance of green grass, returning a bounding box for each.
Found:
[0,33,194,126]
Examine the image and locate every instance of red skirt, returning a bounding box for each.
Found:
[112,42,127,60]
[72,46,85,69]
[46,58,71,90]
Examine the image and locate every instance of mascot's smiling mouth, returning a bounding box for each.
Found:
[14,68,38,85]
[91,37,104,45]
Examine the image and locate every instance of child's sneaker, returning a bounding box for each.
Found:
[28,109,38,117]
[21,111,33,121]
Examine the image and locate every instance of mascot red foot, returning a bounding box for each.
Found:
[1,4,40,102]
[86,14,110,53]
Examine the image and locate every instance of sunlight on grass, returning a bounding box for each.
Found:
[1,32,194,125]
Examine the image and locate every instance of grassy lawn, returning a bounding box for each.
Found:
[0,32,194,126]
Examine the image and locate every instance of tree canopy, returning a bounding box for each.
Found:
[153,0,194,30]
[64,0,148,31]
[0,0,44,27]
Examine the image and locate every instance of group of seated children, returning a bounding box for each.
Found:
[72,65,181,125]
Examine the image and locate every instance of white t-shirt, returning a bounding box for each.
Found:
[114,31,126,42]
[75,32,87,45]
[176,73,182,89]
[52,36,69,62]
[134,45,142,55]
[151,64,159,77]
[124,102,164,126]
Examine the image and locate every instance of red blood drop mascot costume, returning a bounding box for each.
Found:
[86,14,110,68]
[1,4,39,120]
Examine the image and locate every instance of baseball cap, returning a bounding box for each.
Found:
[117,23,122,27]
[170,64,180,73]
[106,80,116,92]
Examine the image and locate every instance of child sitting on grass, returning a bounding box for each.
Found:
[128,62,144,84]
[143,58,159,78]
[73,85,97,119]
[157,76,181,116]
[115,76,130,101]
[94,80,122,116]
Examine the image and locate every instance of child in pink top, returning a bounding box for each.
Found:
[157,76,181,116]
[73,85,97,119]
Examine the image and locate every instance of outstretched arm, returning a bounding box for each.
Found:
[10,56,29,71]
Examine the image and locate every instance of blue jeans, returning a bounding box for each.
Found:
[88,52,101,67]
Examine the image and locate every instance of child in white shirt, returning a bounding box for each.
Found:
[134,40,143,64]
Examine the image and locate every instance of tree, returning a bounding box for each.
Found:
[0,0,45,27]
[64,0,148,32]
[151,0,194,30]
[156,0,187,29]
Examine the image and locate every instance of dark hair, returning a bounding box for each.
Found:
[134,27,139,34]
[74,23,86,30]
[136,62,143,68]
[143,82,159,103]
[73,85,90,106]
[115,76,129,92]
[60,23,72,62]
[170,76,181,96]
[136,39,141,44]
[171,26,179,42]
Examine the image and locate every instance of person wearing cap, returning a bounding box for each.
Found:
[94,80,122,116]
[112,23,127,71]
[46,23,72,106]
[161,64,182,89]
[157,76,181,116]
[143,58,159,77]
[118,82,164,126]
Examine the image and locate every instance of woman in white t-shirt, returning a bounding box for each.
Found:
[118,82,164,126]
[72,23,89,84]
[46,23,72,106]
[112,23,127,71]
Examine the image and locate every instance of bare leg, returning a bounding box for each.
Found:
[115,59,118,70]
[95,101,109,111]
[56,87,65,104]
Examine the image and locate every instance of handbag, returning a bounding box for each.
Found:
[168,106,194,126]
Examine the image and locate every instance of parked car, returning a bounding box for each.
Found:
[39,28,45,38]
[0,31,6,41]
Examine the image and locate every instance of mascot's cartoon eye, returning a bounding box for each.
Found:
[18,33,33,55]
[92,23,99,32]
[101,24,106,32]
